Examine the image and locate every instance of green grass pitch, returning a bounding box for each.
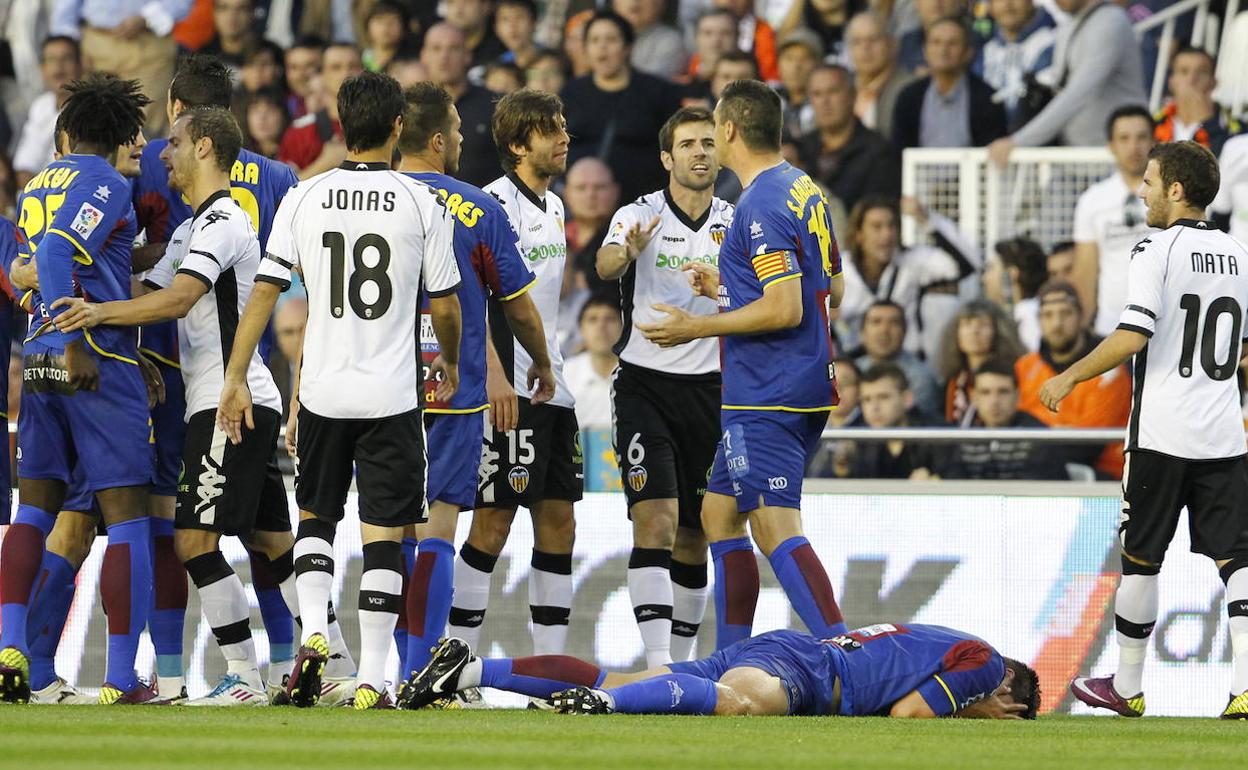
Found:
[0,709,1244,769]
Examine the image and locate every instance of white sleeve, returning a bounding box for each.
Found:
[1117,235,1168,337]
[178,215,242,288]
[603,202,644,247]
[422,196,461,296]
[1073,188,1096,243]
[257,193,299,290]
[12,123,49,175]
[144,249,177,289]
[1213,140,1247,215]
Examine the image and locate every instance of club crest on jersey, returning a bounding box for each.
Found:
[628,465,648,492]
[508,466,530,494]
[710,224,727,245]
[70,202,104,240]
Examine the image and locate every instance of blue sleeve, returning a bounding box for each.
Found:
[749,195,803,289]
[915,640,1006,717]
[0,219,18,302]
[480,200,536,300]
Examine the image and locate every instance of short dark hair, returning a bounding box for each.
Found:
[170,55,234,109]
[928,15,972,47]
[41,35,80,61]
[181,106,243,172]
[367,0,409,25]
[1003,658,1041,720]
[583,9,635,47]
[337,71,405,152]
[1105,104,1153,140]
[1036,279,1082,311]
[659,106,714,154]
[994,237,1048,299]
[492,88,565,171]
[1171,44,1215,71]
[972,360,1018,388]
[863,299,906,330]
[398,82,455,156]
[245,39,285,68]
[718,79,783,152]
[578,294,620,325]
[696,7,737,30]
[289,35,327,53]
[715,50,760,78]
[1049,240,1075,255]
[860,361,910,392]
[59,73,150,152]
[1149,140,1220,209]
[810,63,854,93]
[498,0,538,19]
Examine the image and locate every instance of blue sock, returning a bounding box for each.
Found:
[396,537,419,675]
[248,550,295,668]
[767,536,846,638]
[405,537,455,675]
[710,537,757,650]
[101,517,153,691]
[148,517,186,680]
[606,673,719,715]
[479,656,606,698]
[0,504,57,652]
[26,551,77,691]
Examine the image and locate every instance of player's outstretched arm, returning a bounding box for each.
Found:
[501,291,555,404]
[51,274,207,330]
[639,274,802,347]
[1039,328,1147,411]
[889,690,939,718]
[218,280,282,443]
[429,292,462,403]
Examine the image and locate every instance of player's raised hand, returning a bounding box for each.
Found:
[50,297,104,332]
[527,361,556,405]
[682,261,720,300]
[625,215,661,260]
[1038,373,1075,412]
[64,340,98,392]
[217,379,255,445]
[431,356,459,404]
[138,354,166,409]
[638,304,703,348]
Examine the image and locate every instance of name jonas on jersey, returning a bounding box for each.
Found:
[656,252,719,270]
[320,188,397,212]
[526,243,566,262]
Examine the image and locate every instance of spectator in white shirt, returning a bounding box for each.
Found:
[1071,104,1154,336]
[564,296,623,431]
[13,35,82,190]
[982,236,1049,352]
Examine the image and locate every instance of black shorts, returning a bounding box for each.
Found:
[613,363,720,530]
[1120,449,1248,564]
[477,401,583,509]
[295,406,428,527]
[176,407,290,537]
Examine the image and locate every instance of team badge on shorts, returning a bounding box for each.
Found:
[628,465,648,492]
[508,466,530,494]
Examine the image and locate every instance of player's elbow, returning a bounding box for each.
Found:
[889,701,935,719]
[595,246,624,280]
[773,298,803,329]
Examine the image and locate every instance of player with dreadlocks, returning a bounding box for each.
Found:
[0,73,160,705]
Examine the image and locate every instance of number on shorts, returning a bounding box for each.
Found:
[626,433,645,465]
[507,428,535,465]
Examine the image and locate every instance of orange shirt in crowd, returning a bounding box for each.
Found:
[1016,349,1132,478]
[686,15,779,82]
[174,0,216,51]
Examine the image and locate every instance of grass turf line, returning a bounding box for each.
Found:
[0,710,1243,770]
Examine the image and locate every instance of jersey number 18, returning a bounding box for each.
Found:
[323,231,393,320]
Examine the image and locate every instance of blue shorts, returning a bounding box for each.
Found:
[707,410,826,513]
[149,363,186,497]
[17,342,154,493]
[669,629,839,715]
[425,411,484,510]
[62,463,98,513]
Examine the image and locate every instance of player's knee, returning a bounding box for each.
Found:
[1121,550,1161,576]
[245,529,294,560]
[469,511,515,555]
[673,526,708,563]
[701,499,745,541]
[174,528,219,564]
[632,507,677,550]
[534,511,576,552]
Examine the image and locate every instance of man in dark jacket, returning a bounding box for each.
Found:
[892,17,1007,150]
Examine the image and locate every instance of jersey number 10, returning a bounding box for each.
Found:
[1178,293,1243,380]
[323,231,393,320]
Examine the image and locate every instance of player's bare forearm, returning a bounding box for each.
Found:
[1073,242,1100,327]
[828,273,845,310]
[225,281,282,383]
[131,242,167,273]
[596,244,632,280]
[10,257,38,291]
[889,691,937,719]
[1064,329,1147,386]
[699,276,803,337]
[54,274,205,329]
[501,292,551,369]
[429,293,462,366]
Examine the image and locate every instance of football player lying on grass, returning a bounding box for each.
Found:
[398,624,1039,719]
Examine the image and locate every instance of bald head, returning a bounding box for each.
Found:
[421,22,470,87]
[274,297,308,362]
[847,11,894,78]
[565,157,619,222]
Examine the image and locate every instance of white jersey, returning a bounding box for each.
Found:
[147,192,282,420]
[483,173,573,409]
[1213,133,1248,244]
[603,189,731,375]
[1073,172,1154,336]
[1118,219,1248,460]
[257,161,460,419]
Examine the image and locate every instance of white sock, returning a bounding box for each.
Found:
[357,542,404,692]
[448,543,497,653]
[1113,572,1158,697]
[530,550,573,656]
[628,548,673,668]
[457,657,484,690]
[325,602,356,677]
[670,560,709,663]
[1225,566,1248,696]
[188,554,263,692]
[293,524,335,642]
